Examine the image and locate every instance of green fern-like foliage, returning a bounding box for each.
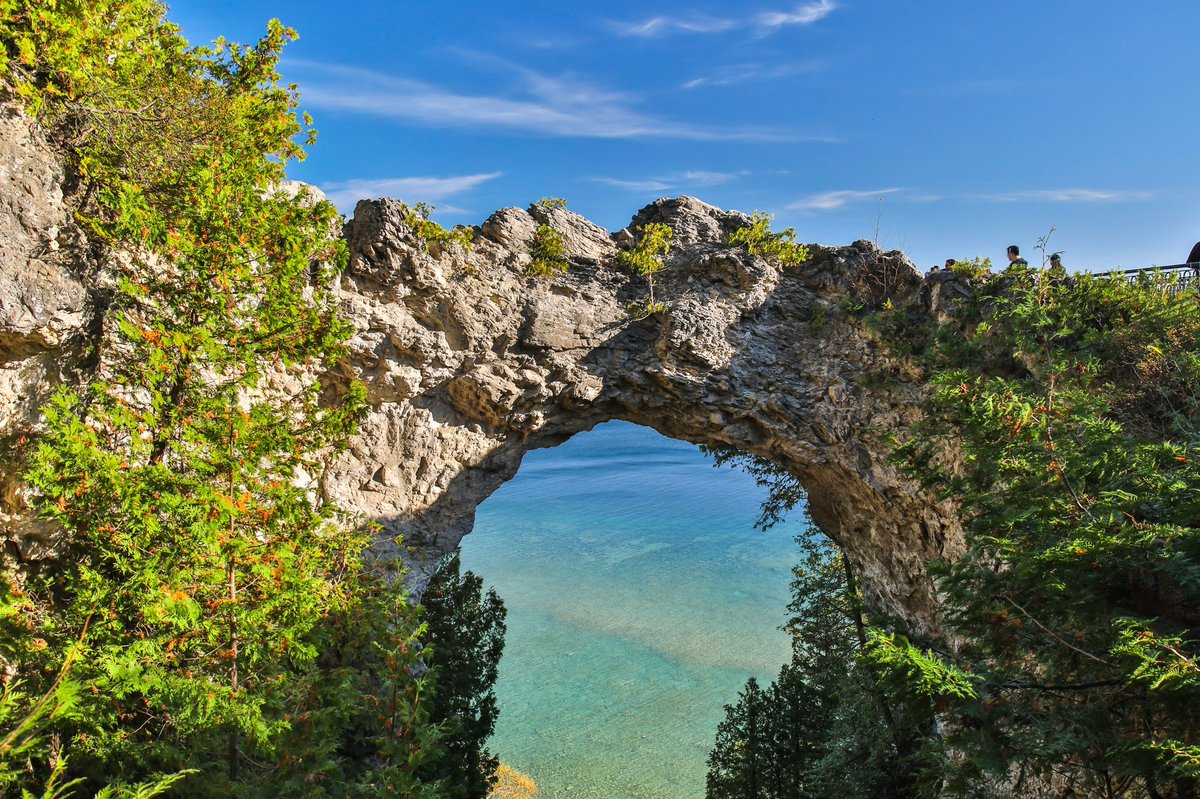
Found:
[885,269,1200,793]
[527,224,568,277]
[948,256,992,279]
[401,202,474,255]
[534,197,567,209]
[623,297,668,319]
[728,211,809,268]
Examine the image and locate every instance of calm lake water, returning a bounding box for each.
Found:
[458,421,804,799]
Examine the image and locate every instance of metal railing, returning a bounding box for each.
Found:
[1100,262,1200,296]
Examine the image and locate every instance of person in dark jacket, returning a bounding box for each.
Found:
[1007,244,1028,268]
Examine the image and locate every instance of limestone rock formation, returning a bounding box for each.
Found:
[327,195,966,633]
[0,101,95,559]
[0,98,974,632]
[0,102,91,426]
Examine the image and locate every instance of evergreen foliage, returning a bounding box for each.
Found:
[0,585,191,799]
[727,212,809,269]
[418,554,507,799]
[877,264,1200,796]
[711,265,1200,797]
[947,257,992,280]
[0,2,449,796]
[704,520,930,799]
[400,202,474,256]
[618,222,672,319]
[527,224,568,277]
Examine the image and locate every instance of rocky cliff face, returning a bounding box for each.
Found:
[325,197,968,633]
[0,101,96,559]
[0,105,973,634]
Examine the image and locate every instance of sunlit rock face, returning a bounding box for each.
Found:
[0,101,972,632]
[0,102,95,559]
[327,195,968,634]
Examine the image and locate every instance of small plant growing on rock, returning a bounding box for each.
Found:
[624,296,667,320]
[619,222,672,319]
[534,197,568,209]
[527,224,568,277]
[402,201,474,255]
[949,256,992,280]
[728,211,809,268]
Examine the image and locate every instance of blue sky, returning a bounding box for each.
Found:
[168,1,1199,271]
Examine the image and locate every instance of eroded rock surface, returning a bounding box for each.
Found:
[0,101,95,559]
[0,97,973,631]
[327,196,967,632]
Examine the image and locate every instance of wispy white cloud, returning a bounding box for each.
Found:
[591,170,744,193]
[755,0,837,31]
[289,59,796,142]
[787,188,904,211]
[613,14,738,37]
[974,189,1154,203]
[320,173,503,215]
[682,61,823,89]
[592,169,753,194]
[591,177,674,192]
[676,170,742,185]
[614,1,837,38]
[784,187,1153,213]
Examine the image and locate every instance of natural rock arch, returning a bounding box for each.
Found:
[0,107,967,632]
[323,196,968,633]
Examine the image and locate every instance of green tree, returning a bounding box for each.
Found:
[727,212,808,269]
[1,2,446,796]
[266,571,446,799]
[401,202,474,256]
[618,222,672,318]
[707,677,771,799]
[0,578,195,799]
[877,265,1200,797]
[419,554,507,799]
[705,531,928,799]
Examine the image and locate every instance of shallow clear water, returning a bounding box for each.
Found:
[458,421,804,799]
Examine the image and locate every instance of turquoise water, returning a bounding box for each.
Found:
[458,421,804,798]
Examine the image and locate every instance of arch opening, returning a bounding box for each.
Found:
[324,194,966,650]
[457,420,807,799]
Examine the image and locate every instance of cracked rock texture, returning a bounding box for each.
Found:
[0,102,973,633]
[0,101,95,558]
[327,196,966,633]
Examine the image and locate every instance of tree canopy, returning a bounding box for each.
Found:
[0,2,453,796]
